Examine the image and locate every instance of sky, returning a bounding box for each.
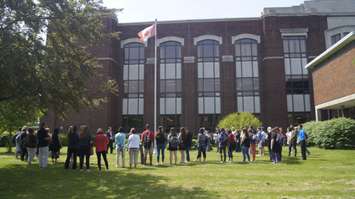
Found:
[103,0,306,23]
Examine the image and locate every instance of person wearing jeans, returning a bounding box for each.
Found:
[168,128,179,165]
[241,128,250,162]
[37,123,50,168]
[218,129,228,163]
[155,126,166,165]
[115,127,126,168]
[196,128,208,162]
[128,128,140,168]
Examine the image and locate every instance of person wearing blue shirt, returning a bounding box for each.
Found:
[115,127,126,168]
[297,124,308,160]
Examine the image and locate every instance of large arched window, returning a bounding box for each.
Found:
[122,42,145,115]
[197,39,221,114]
[235,38,260,113]
[159,41,182,115]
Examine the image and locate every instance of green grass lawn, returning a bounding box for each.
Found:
[0,147,354,199]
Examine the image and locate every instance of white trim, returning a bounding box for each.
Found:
[305,32,355,70]
[120,38,147,48]
[324,25,355,48]
[280,28,308,38]
[231,33,261,44]
[315,93,355,110]
[262,56,284,61]
[157,36,184,46]
[193,34,222,45]
[96,57,118,64]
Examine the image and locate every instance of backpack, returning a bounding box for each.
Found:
[169,135,179,149]
[15,134,22,145]
[143,131,152,148]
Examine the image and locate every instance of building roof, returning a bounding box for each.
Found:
[305,31,355,70]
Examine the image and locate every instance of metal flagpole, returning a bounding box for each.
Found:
[154,19,157,135]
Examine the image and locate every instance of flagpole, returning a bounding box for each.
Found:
[154,19,157,136]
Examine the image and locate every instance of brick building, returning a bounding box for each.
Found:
[306,32,355,121]
[44,0,355,132]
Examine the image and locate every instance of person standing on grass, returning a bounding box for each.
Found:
[14,128,22,159]
[270,128,281,164]
[95,128,109,171]
[196,128,208,162]
[37,123,51,168]
[297,124,308,160]
[234,129,241,156]
[25,128,37,165]
[64,126,79,169]
[266,126,273,161]
[168,127,179,165]
[106,127,114,154]
[257,127,266,157]
[155,126,167,165]
[227,129,236,162]
[240,128,251,163]
[78,125,92,171]
[19,127,28,161]
[178,127,187,164]
[115,127,126,168]
[49,128,61,164]
[287,126,297,157]
[128,128,140,168]
[185,128,193,162]
[141,124,155,166]
[249,128,257,162]
[218,128,228,163]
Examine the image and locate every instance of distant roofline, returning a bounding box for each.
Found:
[305,32,355,70]
[262,11,355,17]
[117,17,261,26]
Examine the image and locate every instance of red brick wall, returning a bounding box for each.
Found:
[312,42,355,106]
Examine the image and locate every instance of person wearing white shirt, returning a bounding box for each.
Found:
[127,128,140,168]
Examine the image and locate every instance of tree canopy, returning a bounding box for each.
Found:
[0,0,118,132]
[218,112,262,130]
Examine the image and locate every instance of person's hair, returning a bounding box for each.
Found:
[180,127,186,139]
[40,122,45,128]
[227,129,232,134]
[242,128,248,136]
[118,127,124,133]
[157,126,163,134]
[145,124,150,129]
[73,125,77,133]
[299,124,303,128]
[199,128,204,134]
[97,128,104,134]
[28,128,34,134]
[130,128,136,134]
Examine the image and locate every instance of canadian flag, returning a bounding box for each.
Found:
[137,24,156,43]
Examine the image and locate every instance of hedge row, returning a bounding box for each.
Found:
[303,117,355,149]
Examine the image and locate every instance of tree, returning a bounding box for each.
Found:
[218,112,262,130]
[0,0,119,144]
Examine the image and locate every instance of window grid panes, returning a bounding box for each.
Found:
[283,36,310,113]
[160,41,182,115]
[197,40,221,114]
[122,42,145,115]
[235,39,260,113]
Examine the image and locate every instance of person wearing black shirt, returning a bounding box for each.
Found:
[240,128,251,162]
[64,126,79,169]
[106,127,115,154]
[37,123,50,168]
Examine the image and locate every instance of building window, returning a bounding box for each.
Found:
[235,38,260,113]
[159,41,182,115]
[122,42,144,115]
[197,40,221,114]
[331,33,342,45]
[283,36,311,113]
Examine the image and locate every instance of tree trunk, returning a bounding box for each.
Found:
[7,131,13,153]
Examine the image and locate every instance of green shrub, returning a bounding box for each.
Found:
[218,112,261,130]
[304,118,355,149]
[303,121,318,145]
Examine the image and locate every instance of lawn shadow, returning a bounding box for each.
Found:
[0,163,220,199]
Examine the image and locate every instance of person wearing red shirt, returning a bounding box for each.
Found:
[141,124,155,165]
[227,129,236,162]
[95,128,109,171]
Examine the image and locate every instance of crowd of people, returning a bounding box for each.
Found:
[13,122,309,170]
